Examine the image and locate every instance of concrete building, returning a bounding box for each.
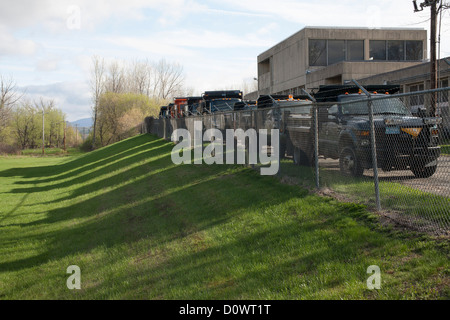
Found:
[357,57,449,92]
[358,57,450,129]
[255,26,428,96]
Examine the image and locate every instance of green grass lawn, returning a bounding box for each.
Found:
[278,159,450,232]
[0,134,448,300]
[20,147,82,157]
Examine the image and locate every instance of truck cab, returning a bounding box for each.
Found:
[185,96,204,116]
[174,98,187,118]
[256,94,313,160]
[159,106,169,119]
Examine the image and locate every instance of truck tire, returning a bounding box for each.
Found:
[279,142,287,159]
[411,163,437,178]
[293,147,310,166]
[339,147,364,177]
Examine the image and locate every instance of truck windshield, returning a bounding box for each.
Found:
[340,95,412,116]
[210,99,240,112]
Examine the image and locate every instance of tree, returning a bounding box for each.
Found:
[90,56,106,150]
[105,60,125,94]
[95,92,160,146]
[153,59,185,100]
[127,59,153,96]
[0,75,23,142]
[12,100,39,149]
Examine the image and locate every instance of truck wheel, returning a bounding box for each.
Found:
[279,142,286,159]
[411,163,437,178]
[293,147,308,166]
[339,147,363,177]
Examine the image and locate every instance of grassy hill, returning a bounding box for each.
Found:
[0,134,448,299]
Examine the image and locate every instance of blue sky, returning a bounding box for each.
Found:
[1,0,449,121]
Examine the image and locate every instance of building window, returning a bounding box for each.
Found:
[369,40,386,60]
[438,78,448,103]
[309,40,327,66]
[370,40,423,61]
[406,41,423,60]
[388,40,404,61]
[408,83,425,106]
[328,40,346,65]
[309,39,364,66]
[347,40,364,61]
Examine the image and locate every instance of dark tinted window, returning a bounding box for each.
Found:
[347,40,364,61]
[370,40,386,60]
[406,41,423,60]
[309,40,327,66]
[388,40,405,61]
[328,40,346,65]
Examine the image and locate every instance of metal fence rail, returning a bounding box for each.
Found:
[147,87,450,236]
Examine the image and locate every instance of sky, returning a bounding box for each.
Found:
[1,0,449,122]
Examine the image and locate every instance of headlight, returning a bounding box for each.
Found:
[385,118,403,126]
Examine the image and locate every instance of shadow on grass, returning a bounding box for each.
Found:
[0,134,306,276]
[0,135,157,179]
[77,203,375,299]
[6,141,174,195]
[12,139,165,185]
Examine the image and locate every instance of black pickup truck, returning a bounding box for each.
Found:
[310,85,442,178]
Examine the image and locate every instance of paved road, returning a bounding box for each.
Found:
[317,155,450,198]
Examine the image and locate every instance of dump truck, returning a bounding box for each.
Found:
[159,106,169,119]
[184,96,204,116]
[255,94,313,160]
[202,90,243,114]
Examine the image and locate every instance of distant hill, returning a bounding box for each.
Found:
[70,118,93,128]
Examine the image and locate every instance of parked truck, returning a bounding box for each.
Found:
[184,96,204,116]
[291,85,442,178]
[255,94,313,160]
[202,90,243,114]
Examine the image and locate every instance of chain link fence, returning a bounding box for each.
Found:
[146,86,450,236]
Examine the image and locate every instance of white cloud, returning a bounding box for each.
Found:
[0,27,37,56]
[2,0,449,122]
[105,36,196,58]
[0,0,207,32]
[36,57,60,72]
[20,81,92,121]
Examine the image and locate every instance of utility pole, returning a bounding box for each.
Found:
[75,124,78,145]
[430,0,438,116]
[64,121,67,152]
[413,0,440,116]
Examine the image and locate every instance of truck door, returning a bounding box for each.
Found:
[326,104,340,158]
[318,104,340,158]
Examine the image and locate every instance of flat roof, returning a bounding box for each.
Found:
[303,26,425,31]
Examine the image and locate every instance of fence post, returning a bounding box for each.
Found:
[302,89,320,189]
[314,104,320,189]
[352,80,381,211]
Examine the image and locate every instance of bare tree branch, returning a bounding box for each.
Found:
[0,75,23,129]
[90,55,106,149]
